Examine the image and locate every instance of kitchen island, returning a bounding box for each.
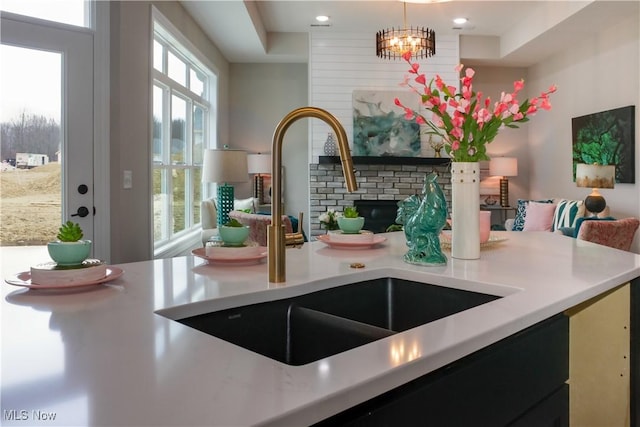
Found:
[2,231,639,426]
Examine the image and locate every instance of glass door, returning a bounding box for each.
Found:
[1,12,95,250]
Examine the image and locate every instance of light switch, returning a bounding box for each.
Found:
[123,170,133,189]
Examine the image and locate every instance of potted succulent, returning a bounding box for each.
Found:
[47,221,92,266]
[337,206,364,234]
[219,218,250,246]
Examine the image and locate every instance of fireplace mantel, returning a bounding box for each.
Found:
[318,156,450,166]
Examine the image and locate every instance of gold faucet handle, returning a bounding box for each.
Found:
[285,232,304,248]
[285,212,305,248]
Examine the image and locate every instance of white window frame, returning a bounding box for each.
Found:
[152,8,217,258]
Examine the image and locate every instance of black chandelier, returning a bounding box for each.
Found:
[376,2,436,60]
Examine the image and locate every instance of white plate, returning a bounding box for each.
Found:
[204,242,262,259]
[327,229,375,243]
[5,267,124,290]
[192,247,267,265]
[316,234,386,249]
[439,233,508,249]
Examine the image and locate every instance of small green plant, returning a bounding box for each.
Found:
[57,221,84,242]
[224,218,244,227]
[386,224,403,232]
[343,206,359,218]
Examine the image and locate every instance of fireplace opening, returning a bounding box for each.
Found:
[353,200,400,233]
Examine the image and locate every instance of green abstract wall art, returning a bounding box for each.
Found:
[572,105,635,183]
[352,90,421,157]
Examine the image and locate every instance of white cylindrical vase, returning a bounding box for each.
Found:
[450,162,480,259]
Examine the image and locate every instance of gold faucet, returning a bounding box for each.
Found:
[268,107,357,283]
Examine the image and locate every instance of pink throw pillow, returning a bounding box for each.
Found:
[523,201,557,231]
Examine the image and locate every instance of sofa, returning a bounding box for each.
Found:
[504,198,610,232]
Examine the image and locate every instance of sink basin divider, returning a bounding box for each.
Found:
[286,304,396,365]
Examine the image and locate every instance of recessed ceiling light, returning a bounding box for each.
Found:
[453,17,468,25]
[316,15,329,23]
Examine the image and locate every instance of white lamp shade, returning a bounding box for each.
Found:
[575,163,615,189]
[202,149,248,183]
[489,157,518,177]
[247,153,271,174]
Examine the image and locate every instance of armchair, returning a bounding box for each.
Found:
[200,197,257,246]
[228,210,293,247]
[576,218,639,251]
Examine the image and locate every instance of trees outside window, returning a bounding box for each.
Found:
[152,18,216,254]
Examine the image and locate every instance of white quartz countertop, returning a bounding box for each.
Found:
[2,231,639,426]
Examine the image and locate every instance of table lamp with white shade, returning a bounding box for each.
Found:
[575,163,615,215]
[489,157,518,207]
[202,148,248,227]
[247,153,271,204]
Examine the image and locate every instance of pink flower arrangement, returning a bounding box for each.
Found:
[395,51,557,162]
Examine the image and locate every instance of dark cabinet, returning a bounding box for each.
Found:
[315,314,569,427]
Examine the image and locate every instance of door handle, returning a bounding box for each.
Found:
[71,206,90,218]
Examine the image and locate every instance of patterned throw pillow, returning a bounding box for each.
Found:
[551,199,584,231]
[512,199,554,231]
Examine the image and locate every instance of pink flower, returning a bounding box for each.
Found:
[514,79,525,92]
[403,108,415,120]
[476,108,492,124]
[431,116,444,128]
[396,57,556,161]
[452,115,465,128]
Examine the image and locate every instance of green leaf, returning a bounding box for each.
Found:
[57,221,83,242]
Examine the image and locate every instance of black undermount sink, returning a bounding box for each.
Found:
[178,277,501,366]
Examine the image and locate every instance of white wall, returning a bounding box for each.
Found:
[471,66,531,206]
[229,63,309,234]
[309,32,459,160]
[526,12,640,252]
[109,1,230,263]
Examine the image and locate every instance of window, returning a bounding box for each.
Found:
[1,0,89,28]
[152,18,216,254]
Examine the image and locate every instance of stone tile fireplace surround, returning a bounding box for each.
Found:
[310,159,452,237]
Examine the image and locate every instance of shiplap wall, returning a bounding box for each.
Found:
[309,32,460,161]
[307,32,460,235]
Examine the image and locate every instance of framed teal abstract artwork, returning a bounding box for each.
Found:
[352,90,421,157]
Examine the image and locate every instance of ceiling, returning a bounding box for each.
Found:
[180,1,638,66]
